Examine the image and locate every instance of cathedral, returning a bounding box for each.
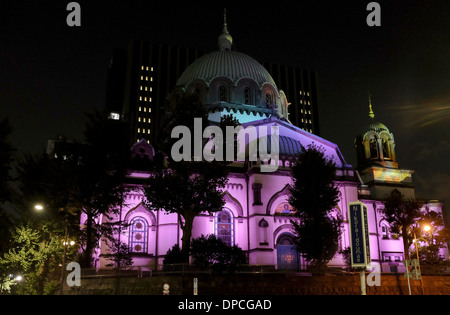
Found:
[92,16,448,273]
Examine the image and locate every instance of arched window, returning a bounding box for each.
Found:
[129,216,148,253]
[244,87,252,105]
[218,86,227,102]
[265,93,273,107]
[381,222,390,239]
[216,210,233,246]
[382,138,390,159]
[258,219,268,245]
[369,137,378,159]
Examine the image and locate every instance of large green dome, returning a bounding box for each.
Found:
[176,50,277,88]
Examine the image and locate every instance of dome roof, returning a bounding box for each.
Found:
[176,50,277,88]
[367,120,389,133]
[264,135,303,156]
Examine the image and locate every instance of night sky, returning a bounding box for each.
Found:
[1,1,449,219]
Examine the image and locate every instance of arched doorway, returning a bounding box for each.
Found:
[276,233,299,270]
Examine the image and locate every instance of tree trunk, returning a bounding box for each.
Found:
[180,214,195,263]
[402,226,410,261]
[81,212,94,268]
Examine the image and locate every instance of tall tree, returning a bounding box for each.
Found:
[0,222,77,294]
[15,110,132,269]
[381,189,422,260]
[288,144,341,272]
[410,205,450,264]
[77,110,131,268]
[0,117,15,254]
[143,95,231,261]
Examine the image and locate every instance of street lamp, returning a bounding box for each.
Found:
[413,224,433,295]
[34,204,44,211]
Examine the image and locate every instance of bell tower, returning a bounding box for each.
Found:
[354,95,415,199]
[355,94,397,170]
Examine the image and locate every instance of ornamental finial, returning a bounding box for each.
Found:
[368,92,375,119]
[218,8,233,51]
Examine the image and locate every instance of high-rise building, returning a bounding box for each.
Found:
[105,40,321,148]
[262,63,320,135]
[105,40,205,146]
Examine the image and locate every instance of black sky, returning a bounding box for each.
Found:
[1,1,450,218]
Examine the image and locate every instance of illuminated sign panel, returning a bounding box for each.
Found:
[348,202,371,269]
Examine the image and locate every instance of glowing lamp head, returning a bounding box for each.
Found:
[34,204,44,211]
[423,225,431,232]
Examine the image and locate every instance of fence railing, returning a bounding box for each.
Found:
[79,262,450,279]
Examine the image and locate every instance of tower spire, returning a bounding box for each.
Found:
[223,8,228,32]
[218,8,233,51]
[368,92,375,119]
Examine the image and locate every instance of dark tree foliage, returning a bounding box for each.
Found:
[288,144,341,272]
[190,234,246,273]
[143,95,232,261]
[381,189,422,260]
[77,110,131,268]
[0,117,15,254]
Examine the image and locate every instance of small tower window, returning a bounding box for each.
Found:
[244,87,252,105]
[219,86,227,102]
[382,138,390,159]
[369,137,378,159]
[265,93,273,107]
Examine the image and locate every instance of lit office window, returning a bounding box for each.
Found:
[108,112,120,120]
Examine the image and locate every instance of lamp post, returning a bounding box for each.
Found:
[60,219,68,295]
[413,224,432,295]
